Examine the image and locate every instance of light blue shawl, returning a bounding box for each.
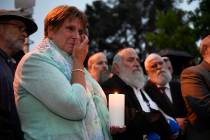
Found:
[14,38,112,140]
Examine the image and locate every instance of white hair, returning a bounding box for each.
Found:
[144,53,161,72]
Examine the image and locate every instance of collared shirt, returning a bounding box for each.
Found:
[157,83,173,103]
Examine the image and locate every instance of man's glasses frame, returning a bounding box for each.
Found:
[0,22,26,33]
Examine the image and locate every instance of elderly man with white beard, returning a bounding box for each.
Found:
[101,48,174,140]
[144,53,187,140]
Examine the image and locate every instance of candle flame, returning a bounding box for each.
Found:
[114,91,118,94]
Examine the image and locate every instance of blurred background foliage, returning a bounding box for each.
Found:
[84,0,210,72]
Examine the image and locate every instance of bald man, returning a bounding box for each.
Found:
[88,52,110,84]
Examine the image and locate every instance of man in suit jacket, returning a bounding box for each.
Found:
[181,35,210,140]
[144,53,187,125]
[101,48,172,140]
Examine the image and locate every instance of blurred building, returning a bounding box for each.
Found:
[15,0,36,53]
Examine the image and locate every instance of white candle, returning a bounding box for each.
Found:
[109,92,125,127]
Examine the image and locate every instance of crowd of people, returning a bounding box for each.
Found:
[0,4,210,140]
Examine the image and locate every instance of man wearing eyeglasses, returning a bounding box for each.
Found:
[144,53,187,140]
[0,9,37,140]
[101,48,173,140]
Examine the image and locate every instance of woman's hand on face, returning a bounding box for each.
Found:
[72,34,89,64]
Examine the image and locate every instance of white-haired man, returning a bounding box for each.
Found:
[102,48,172,140]
[144,53,187,140]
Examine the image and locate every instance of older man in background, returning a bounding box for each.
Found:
[88,52,110,84]
[0,9,37,140]
[144,53,187,140]
[102,48,172,140]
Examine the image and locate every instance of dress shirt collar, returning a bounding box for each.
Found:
[0,48,9,59]
[157,83,170,89]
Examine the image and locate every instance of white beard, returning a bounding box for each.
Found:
[150,69,172,86]
[118,66,145,89]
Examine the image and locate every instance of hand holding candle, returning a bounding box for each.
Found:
[109,92,125,127]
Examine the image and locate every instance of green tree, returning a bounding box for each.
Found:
[189,0,210,40]
[85,0,174,60]
[145,9,198,56]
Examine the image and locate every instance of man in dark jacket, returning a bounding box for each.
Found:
[0,9,37,140]
[144,53,187,140]
[102,48,172,140]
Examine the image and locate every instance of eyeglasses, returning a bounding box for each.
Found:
[162,57,169,62]
[150,61,164,70]
[0,22,26,33]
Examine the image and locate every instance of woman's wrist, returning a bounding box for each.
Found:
[72,69,84,73]
[73,60,84,69]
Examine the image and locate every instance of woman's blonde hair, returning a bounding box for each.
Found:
[44,5,88,37]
